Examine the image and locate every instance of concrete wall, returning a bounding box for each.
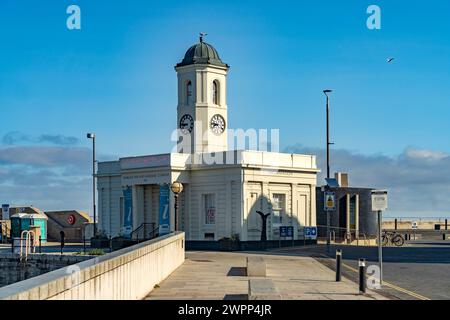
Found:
[383,219,449,230]
[0,232,185,300]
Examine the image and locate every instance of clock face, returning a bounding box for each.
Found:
[210,114,226,135]
[179,114,194,134]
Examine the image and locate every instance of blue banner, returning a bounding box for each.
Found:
[123,187,133,238]
[158,185,170,235]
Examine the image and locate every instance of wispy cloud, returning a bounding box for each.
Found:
[0,133,118,213]
[0,146,90,169]
[2,131,80,146]
[285,144,450,217]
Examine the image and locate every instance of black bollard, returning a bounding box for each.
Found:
[336,250,342,282]
[359,259,366,294]
[60,230,65,255]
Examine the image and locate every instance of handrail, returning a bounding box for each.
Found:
[144,225,160,243]
[130,223,157,241]
[19,230,36,261]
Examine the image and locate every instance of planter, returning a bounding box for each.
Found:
[111,238,137,251]
[218,238,240,251]
[90,238,110,249]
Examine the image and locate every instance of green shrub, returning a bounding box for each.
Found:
[87,249,105,256]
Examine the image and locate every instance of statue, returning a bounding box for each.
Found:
[256,211,270,242]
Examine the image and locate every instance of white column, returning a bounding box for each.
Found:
[225,181,232,238]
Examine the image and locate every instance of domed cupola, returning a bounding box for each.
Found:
[176,33,229,68]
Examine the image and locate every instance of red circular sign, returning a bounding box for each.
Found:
[67,214,76,225]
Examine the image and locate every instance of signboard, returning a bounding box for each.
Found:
[412,221,418,230]
[1,204,10,220]
[158,185,170,236]
[305,227,318,240]
[67,214,76,225]
[280,226,294,238]
[123,187,133,237]
[120,154,171,170]
[324,192,336,211]
[371,190,388,211]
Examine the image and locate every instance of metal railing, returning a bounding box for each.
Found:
[130,223,157,241]
[316,225,376,246]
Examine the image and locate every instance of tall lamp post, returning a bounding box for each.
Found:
[170,182,184,232]
[323,89,333,252]
[323,89,333,179]
[87,133,97,237]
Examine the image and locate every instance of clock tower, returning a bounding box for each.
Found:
[175,34,229,154]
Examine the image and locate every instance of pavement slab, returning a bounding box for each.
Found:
[145,251,387,300]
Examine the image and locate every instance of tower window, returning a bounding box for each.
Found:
[203,194,216,225]
[212,80,219,105]
[186,81,192,105]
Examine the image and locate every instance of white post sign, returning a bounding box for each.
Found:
[371,190,388,211]
[1,204,10,220]
[324,192,336,211]
[371,189,388,286]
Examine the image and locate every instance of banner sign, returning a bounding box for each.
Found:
[1,204,10,220]
[159,185,170,235]
[123,187,133,237]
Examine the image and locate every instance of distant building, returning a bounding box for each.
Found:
[316,173,377,241]
[9,206,48,243]
[45,210,93,242]
[2,206,93,243]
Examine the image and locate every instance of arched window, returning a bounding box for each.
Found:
[186,81,192,105]
[212,80,219,105]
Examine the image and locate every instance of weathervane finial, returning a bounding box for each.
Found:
[199,32,207,43]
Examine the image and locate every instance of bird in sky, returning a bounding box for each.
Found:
[387,57,395,63]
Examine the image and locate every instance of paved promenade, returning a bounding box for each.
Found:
[145,251,387,300]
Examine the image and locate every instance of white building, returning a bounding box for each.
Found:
[97,36,319,246]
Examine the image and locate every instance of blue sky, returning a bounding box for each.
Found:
[1,1,449,216]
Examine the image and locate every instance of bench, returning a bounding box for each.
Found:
[248,279,281,300]
[246,257,266,277]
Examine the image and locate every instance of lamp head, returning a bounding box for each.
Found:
[87,133,95,139]
[323,89,333,95]
[171,181,184,194]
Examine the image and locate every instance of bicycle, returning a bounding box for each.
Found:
[381,231,405,247]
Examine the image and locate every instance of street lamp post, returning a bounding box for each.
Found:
[323,89,333,180]
[323,89,333,252]
[170,182,184,232]
[87,133,97,237]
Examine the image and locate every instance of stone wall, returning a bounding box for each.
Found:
[0,254,91,288]
[0,232,185,300]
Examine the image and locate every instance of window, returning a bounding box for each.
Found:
[212,80,219,105]
[349,195,357,230]
[203,194,216,225]
[186,81,192,105]
[272,194,286,225]
[204,233,215,240]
